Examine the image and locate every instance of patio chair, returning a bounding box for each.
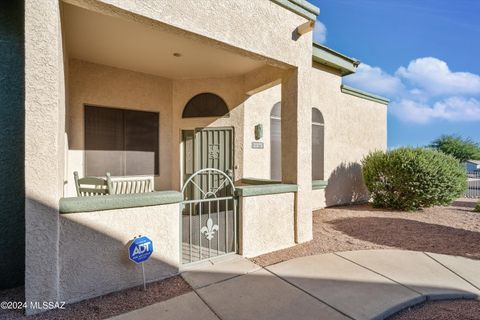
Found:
[73,171,113,197]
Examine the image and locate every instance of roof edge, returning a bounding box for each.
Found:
[270,0,320,21]
[312,42,359,76]
[341,85,390,105]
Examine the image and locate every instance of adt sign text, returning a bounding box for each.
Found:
[129,236,154,264]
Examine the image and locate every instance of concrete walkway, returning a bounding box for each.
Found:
[111,250,480,320]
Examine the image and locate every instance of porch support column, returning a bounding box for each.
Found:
[25,0,65,313]
[281,67,312,243]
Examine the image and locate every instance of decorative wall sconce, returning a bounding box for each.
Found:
[254,124,263,140]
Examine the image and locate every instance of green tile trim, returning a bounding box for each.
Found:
[270,0,320,21]
[235,184,298,197]
[341,84,390,105]
[60,191,183,214]
[241,178,282,185]
[313,42,359,76]
[312,180,328,190]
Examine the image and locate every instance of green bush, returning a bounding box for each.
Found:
[362,147,467,211]
[475,202,480,213]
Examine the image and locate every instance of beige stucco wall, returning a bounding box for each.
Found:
[67,60,266,194]
[63,0,315,242]
[59,203,180,304]
[66,59,173,195]
[25,0,390,311]
[239,193,295,257]
[67,0,311,67]
[242,85,281,180]
[311,189,326,211]
[239,64,387,208]
[171,76,247,190]
[25,0,65,313]
[311,64,387,206]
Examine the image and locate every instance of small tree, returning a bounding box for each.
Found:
[362,148,467,211]
[429,135,480,162]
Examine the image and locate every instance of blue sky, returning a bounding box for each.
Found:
[309,0,480,148]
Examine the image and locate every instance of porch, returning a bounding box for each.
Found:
[41,1,319,307]
[61,2,313,195]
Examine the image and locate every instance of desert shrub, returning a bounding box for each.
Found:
[362,147,467,211]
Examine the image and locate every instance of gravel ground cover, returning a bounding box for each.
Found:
[251,198,480,267]
[387,299,480,320]
[0,275,191,320]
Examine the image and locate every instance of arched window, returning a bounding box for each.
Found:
[270,102,281,180]
[312,108,325,180]
[182,93,229,118]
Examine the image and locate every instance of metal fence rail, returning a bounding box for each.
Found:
[182,197,236,264]
[465,172,480,198]
[181,168,237,265]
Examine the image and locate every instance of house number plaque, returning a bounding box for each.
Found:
[251,142,264,149]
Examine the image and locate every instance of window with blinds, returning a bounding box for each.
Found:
[84,105,159,176]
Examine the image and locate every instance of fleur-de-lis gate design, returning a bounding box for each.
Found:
[181,168,237,264]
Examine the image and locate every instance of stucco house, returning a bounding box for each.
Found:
[464,160,480,173]
[0,0,388,314]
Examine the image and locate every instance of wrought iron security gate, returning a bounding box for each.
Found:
[181,168,237,264]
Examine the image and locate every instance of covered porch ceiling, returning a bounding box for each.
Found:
[62,3,272,80]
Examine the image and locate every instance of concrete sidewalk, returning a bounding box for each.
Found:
[111,250,480,320]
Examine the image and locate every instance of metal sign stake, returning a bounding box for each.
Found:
[128,235,153,292]
[141,262,146,291]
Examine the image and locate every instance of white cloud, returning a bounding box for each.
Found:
[396,57,480,96]
[343,63,404,97]
[391,97,480,123]
[313,21,327,44]
[342,56,480,124]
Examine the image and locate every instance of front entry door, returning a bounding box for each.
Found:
[181,127,236,264]
[182,127,234,200]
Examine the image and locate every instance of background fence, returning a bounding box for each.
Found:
[465,172,480,198]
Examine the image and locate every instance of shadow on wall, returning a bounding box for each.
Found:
[58,214,179,304]
[325,162,369,207]
[22,196,180,317]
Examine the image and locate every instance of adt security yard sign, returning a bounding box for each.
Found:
[129,236,154,264]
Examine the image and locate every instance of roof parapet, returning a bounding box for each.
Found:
[312,42,360,76]
[270,0,320,21]
[341,84,390,105]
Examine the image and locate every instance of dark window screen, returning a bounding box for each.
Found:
[312,108,324,180]
[84,106,159,176]
[182,93,229,118]
[270,102,282,181]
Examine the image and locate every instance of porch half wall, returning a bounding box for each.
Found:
[237,184,297,257]
[58,198,181,304]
